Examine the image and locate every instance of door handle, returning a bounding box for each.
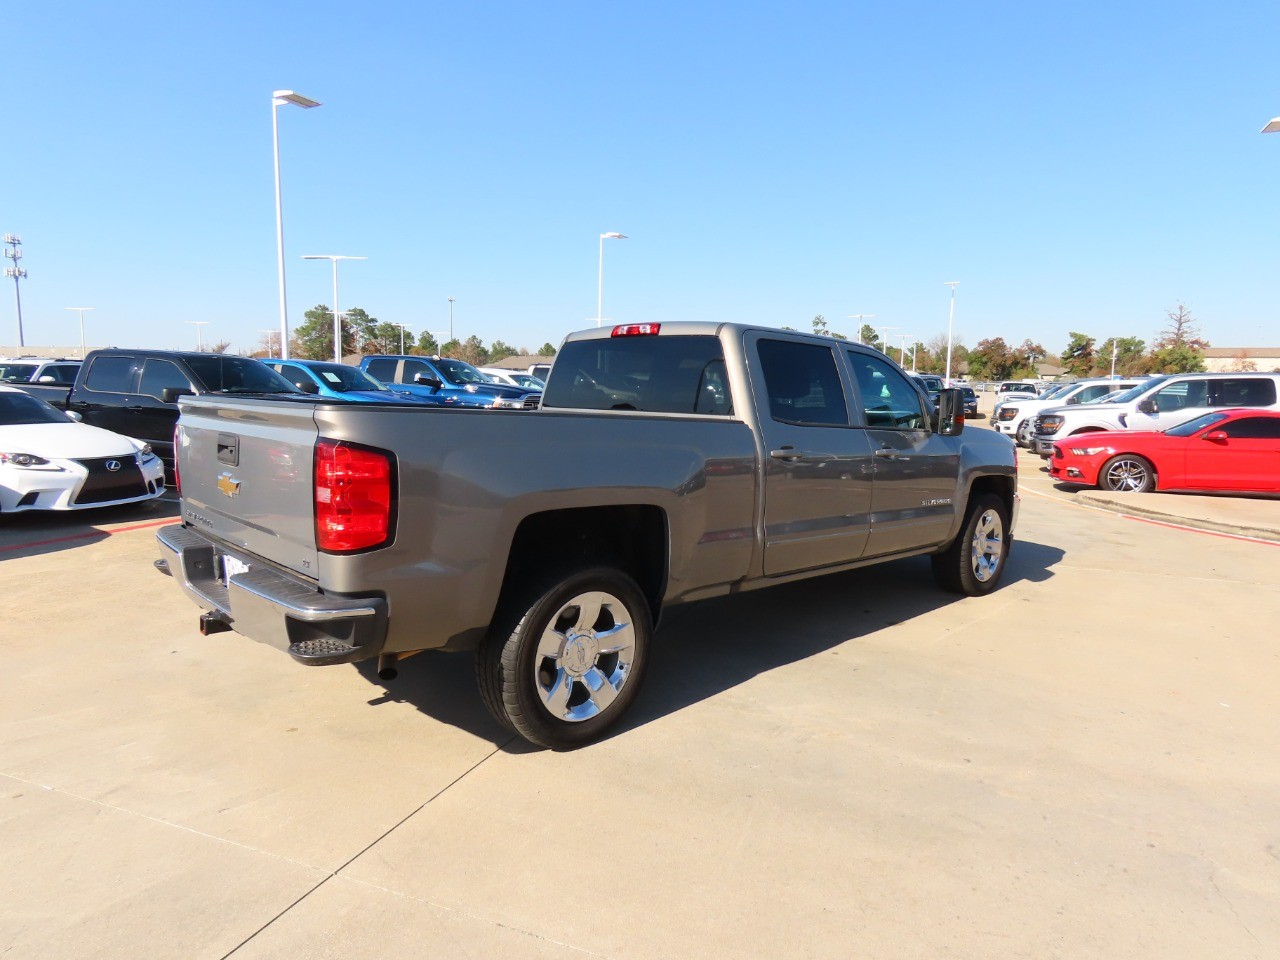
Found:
[125,404,145,411]
[769,447,804,462]
[874,447,897,459]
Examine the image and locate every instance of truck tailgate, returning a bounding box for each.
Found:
[176,398,320,578]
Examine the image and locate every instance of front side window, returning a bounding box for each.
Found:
[402,359,438,383]
[1153,379,1208,412]
[754,339,847,426]
[435,359,488,385]
[1218,416,1280,439]
[847,351,926,430]
[138,359,195,400]
[84,356,139,393]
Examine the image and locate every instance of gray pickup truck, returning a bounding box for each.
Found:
[156,323,1018,748]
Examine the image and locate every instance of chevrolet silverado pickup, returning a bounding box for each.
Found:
[156,323,1019,748]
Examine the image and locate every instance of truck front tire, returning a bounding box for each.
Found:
[931,493,1010,596]
[477,565,652,749]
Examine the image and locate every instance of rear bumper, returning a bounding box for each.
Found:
[155,524,388,666]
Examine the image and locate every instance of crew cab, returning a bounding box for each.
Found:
[1029,372,1280,457]
[360,354,541,408]
[155,323,1018,749]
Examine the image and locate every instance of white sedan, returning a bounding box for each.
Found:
[0,386,166,513]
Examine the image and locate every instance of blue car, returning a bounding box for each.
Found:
[360,355,542,409]
[263,360,440,404]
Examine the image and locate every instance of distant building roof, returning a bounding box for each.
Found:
[488,354,549,370]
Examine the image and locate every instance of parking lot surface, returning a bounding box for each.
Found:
[3,450,1279,959]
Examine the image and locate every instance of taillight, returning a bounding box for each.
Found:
[314,440,395,553]
[173,424,181,495]
[611,323,660,337]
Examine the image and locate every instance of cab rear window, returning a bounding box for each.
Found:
[542,336,733,415]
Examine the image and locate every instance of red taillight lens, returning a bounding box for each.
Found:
[611,323,660,337]
[173,424,181,495]
[314,440,395,553]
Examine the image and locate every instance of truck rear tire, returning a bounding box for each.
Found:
[931,493,1010,596]
[477,564,652,749]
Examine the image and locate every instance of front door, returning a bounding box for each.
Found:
[748,335,875,575]
[1184,416,1280,492]
[845,350,960,556]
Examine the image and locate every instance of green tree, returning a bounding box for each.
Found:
[488,340,517,363]
[1060,332,1095,378]
[1095,336,1147,376]
[417,331,440,355]
[812,315,829,337]
[538,343,557,357]
[293,304,379,359]
[1147,303,1208,373]
[456,335,489,366]
[966,337,1015,381]
[367,321,408,354]
[858,324,878,348]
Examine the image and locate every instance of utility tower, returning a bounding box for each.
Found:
[3,234,27,349]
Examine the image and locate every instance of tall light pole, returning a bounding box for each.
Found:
[1110,340,1119,379]
[944,281,960,384]
[898,333,914,368]
[272,90,321,361]
[258,329,279,358]
[186,321,210,351]
[66,307,94,358]
[877,324,899,354]
[597,232,627,327]
[447,297,455,344]
[301,254,365,362]
[846,313,876,344]
[3,234,27,348]
[394,322,407,354]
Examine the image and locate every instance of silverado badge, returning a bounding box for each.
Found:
[217,473,242,498]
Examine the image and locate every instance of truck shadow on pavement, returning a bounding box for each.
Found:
[0,497,180,561]
[357,538,1065,749]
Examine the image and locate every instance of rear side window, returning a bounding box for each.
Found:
[1212,379,1277,407]
[752,339,845,425]
[364,358,397,382]
[84,356,139,393]
[543,335,734,416]
[185,355,297,393]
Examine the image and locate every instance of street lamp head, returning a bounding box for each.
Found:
[601,232,627,240]
[273,90,321,109]
[301,254,366,262]
[1262,117,1280,134]
[944,281,960,288]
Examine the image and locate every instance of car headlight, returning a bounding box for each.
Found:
[0,452,64,470]
[489,397,524,409]
[137,443,159,464]
[997,407,1018,421]
[1068,446,1109,456]
[1039,416,1064,435]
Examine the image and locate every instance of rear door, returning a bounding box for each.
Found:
[746,333,874,575]
[846,349,960,556]
[177,399,323,577]
[71,354,141,437]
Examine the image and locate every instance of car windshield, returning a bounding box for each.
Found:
[1109,376,1169,404]
[306,362,387,392]
[1087,390,1129,404]
[185,355,301,394]
[0,363,39,382]
[1165,411,1230,437]
[435,358,489,385]
[0,391,72,425]
[1039,383,1071,400]
[513,374,545,389]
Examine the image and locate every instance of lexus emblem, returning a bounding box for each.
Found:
[105,460,121,472]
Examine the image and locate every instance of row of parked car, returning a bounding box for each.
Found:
[991,372,1280,495]
[0,350,550,515]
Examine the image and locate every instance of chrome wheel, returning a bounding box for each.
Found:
[1015,420,1034,446]
[969,508,1004,583]
[533,590,637,723]
[1102,456,1153,493]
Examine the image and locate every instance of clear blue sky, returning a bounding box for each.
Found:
[6,0,1280,357]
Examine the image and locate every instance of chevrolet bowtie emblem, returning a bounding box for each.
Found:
[217,473,242,498]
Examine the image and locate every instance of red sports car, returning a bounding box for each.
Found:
[1049,409,1280,494]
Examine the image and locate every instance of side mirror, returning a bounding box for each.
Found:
[161,387,195,404]
[294,380,320,394]
[37,375,56,383]
[1066,395,1080,404]
[1137,399,1157,414]
[1203,430,1228,442]
[933,388,965,436]
[414,373,443,390]
[65,410,83,422]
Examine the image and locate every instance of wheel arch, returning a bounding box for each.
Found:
[500,505,668,624]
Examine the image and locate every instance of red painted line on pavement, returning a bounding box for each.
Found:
[0,517,173,554]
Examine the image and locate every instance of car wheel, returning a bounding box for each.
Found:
[1099,455,1154,493]
[476,564,651,749]
[1015,420,1034,447]
[932,494,1010,596]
